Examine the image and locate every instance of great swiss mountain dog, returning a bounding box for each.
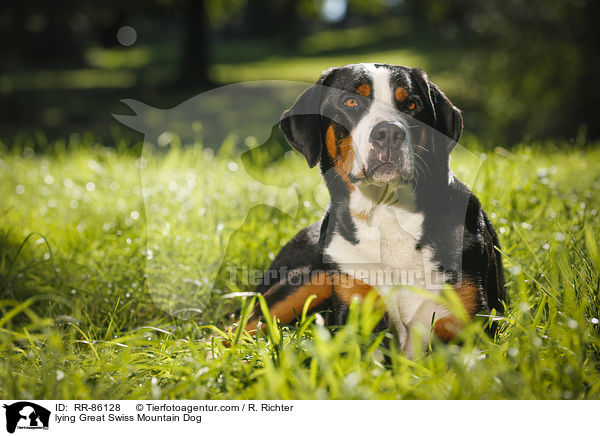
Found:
[242,63,505,353]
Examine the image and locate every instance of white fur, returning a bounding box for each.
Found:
[350,64,412,177]
[324,185,450,355]
[324,65,449,355]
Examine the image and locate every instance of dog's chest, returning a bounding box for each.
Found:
[324,188,449,338]
[325,188,442,288]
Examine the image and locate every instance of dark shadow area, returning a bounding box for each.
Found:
[0,1,598,146]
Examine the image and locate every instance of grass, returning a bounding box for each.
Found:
[1,133,599,399]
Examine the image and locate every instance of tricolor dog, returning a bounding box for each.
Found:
[244,63,505,352]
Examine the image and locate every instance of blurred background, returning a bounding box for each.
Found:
[1,0,598,146]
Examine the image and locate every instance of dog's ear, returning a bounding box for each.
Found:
[430,81,463,146]
[279,83,325,168]
[411,68,463,150]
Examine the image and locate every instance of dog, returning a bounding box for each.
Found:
[242,63,505,353]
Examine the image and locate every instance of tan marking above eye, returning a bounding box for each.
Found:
[395,87,409,102]
[356,84,371,97]
[344,97,358,107]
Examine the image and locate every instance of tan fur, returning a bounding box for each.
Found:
[433,281,479,341]
[356,83,371,97]
[326,125,355,191]
[395,87,408,102]
[245,272,333,332]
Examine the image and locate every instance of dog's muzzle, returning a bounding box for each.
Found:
[365,121,413,183]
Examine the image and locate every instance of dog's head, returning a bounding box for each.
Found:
[280,63,462,189]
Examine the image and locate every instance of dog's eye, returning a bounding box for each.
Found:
[406,97,422,112]
[344,97,359,107]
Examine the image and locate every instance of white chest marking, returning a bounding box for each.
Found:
[324,186,450,351]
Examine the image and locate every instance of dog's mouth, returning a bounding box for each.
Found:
[350,161,413,185]
[369,162,402,183]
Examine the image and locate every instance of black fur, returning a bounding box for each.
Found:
[250,64,505,331]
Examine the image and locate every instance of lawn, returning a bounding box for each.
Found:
[1,134,599,399]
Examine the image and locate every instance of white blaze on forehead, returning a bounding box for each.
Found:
[351,64,408,175]
[362,64,394,105]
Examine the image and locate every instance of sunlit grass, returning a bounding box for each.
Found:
[0,135,599,399]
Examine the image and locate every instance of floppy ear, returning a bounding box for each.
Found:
[411,68,463,150]
[429,81,463,145]
[279,83,324,168]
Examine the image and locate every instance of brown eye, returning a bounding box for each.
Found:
[408,102,416,111]
[344,97,358,107]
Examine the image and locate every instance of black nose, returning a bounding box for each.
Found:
[370,121,406,149]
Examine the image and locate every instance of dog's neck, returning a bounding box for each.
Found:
[356,183,416,210]
[324,174,452,246]
[345,183,418,223]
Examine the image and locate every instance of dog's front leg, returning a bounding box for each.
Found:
[331,291,351,326]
